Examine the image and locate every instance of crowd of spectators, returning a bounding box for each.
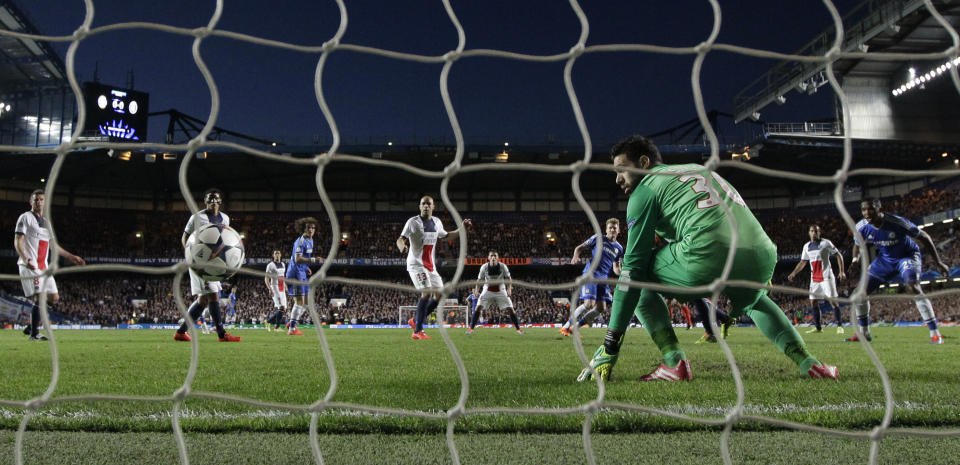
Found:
[1,185,956,263]
[2,184,957,328]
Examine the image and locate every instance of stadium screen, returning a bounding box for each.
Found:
[82,82,149,142]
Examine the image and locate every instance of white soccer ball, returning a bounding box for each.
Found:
[185,224,245,282]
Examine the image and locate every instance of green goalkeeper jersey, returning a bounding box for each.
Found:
[621,163,775,285]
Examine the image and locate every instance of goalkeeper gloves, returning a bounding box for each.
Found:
[576,346,618,382]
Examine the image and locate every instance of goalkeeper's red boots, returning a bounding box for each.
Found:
[808,363,838,379]
[173,332,191,342]
[638,360,693,382]
[558,328,572,337]
[288,328,305,336]
[411,332,432,340]
[218,333,242,342]
[408,318,415,329]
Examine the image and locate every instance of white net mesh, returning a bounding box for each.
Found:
[1,0,959,464]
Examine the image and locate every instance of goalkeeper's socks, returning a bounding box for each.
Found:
[208,300,225,338]
[602,330,625,355]
[812,303,822,330]
[746,295,810,366]
[651,328,685,367]
[414,298,428,333]
[272,310,284,325]
[508,310,521,330]
[177,300,203,334]
[831,304,843,326]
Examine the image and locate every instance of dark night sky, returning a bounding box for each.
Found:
[19,0,853,147]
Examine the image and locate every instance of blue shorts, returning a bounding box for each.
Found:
[286,269,309,296]
[579,282,613,303]
[868,253,921,285]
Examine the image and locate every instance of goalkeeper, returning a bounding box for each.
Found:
[578,135,837,382]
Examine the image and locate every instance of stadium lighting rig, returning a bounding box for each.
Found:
[891,57,960,97]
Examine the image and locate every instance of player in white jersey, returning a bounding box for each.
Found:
[396,195,471,340]
[173,188,241,342]
[788,225,846,334]
[13,189,85,341]
[264,249,287,331]
[466,250,523,335]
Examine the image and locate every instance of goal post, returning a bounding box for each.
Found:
[398,305,469,327]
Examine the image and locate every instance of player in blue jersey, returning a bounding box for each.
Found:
[847,199,950,344]
[225,287,238,326]
[559,218,624,336]
[285,217,321,336]
[465,292,479,327]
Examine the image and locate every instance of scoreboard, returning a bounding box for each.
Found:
[82,82,149,141]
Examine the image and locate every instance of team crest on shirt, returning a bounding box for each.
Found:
[888,232,895,239]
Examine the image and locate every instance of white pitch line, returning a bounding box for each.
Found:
[0,401,935,421]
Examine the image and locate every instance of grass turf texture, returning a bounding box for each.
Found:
[2,431,960,465]
[0,327,958,435]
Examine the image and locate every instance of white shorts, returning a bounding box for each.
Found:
[479,290,513,310]
[272,290,288,308]
[809,277,838,300]
[189,269,221,296]
[19,266,58,297]
[408,267,443,290]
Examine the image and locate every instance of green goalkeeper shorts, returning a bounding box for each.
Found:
[650,235,778,317]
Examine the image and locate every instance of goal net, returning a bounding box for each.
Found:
[398,305,469,327]
[1,0,959,465]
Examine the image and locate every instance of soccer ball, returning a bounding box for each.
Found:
[185,224,245,282]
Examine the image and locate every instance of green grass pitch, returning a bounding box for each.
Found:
[0,326,958,464]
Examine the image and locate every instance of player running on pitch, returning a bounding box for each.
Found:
[577,135,837,382]
[787,225,846,334]
[14,189,86,341]
[174,188,241,342]
[285,217,321,336]
[397,195,470,340]
[847,198,949,344]
[559,218,623,336]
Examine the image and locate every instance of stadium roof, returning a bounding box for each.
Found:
[734,0,960,123]
[0,1,67,92]
[3,138,956,197]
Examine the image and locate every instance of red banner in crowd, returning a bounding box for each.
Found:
[463,257,532,266]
